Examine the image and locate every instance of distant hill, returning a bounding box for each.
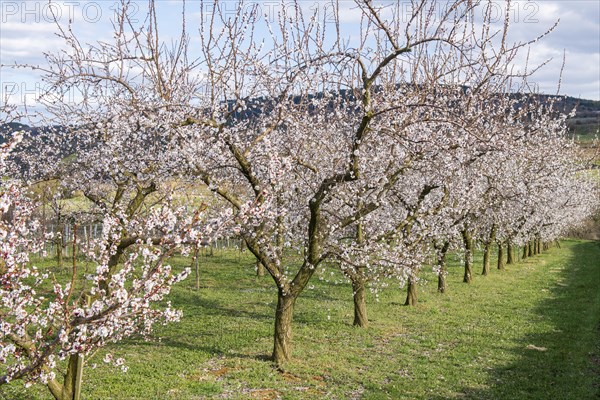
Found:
[0,122,65,143]
[1,93,598,140]
[544,95,600,136]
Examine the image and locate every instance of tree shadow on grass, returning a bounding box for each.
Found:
[167,290,274,321]
[136,335,273,365]
[430,241,600,400]
[123,324,271,360]
[115,291,275,360]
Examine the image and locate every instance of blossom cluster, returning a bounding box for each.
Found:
[0,135,207,386]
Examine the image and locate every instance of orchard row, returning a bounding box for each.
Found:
[1,1,598,399]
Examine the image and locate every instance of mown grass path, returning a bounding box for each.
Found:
[2,240,599,399]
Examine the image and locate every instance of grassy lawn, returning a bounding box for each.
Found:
[2,240,599,399]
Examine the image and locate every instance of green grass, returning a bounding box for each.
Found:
[2,240,599,399]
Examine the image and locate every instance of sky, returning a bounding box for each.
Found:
[1,0,599,121]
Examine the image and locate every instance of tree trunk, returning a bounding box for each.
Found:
[47,378,66,400]
[462,229,473,283]
[437,242,450,293]
[482,243,491,276]
[352,280,368,327]
[256,260,265,277]
[522,244,528,260]
[482,225,497,276]
[351,222,368,326]
[438,272,446,294]
[404,276,418,306]
[497,244,505,270]
[272,289,296,367]
[47,354,83,400]
[506,241,514,265]
[528,240,534,257]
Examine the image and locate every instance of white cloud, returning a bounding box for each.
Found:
[0,36,65,60]
[1,0,598,102]
[473,1,599,100]
[0,21,58,33]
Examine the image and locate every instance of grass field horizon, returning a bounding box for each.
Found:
[2,239,599,399]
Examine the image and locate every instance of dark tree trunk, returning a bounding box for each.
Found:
[351,222,368,326]
[482,225,497,276]
[352,280,368,327]
[507,241,515,264]
[404,276,418,306]
[272,289,297,366]
[497,244,505,270]
[528,240,534,257]
[438,271,448,293]
[437,242,450,293]
[462,229,473,283]
[522,244,528,260]
[438,272,446,294]
[482,243,491,276]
